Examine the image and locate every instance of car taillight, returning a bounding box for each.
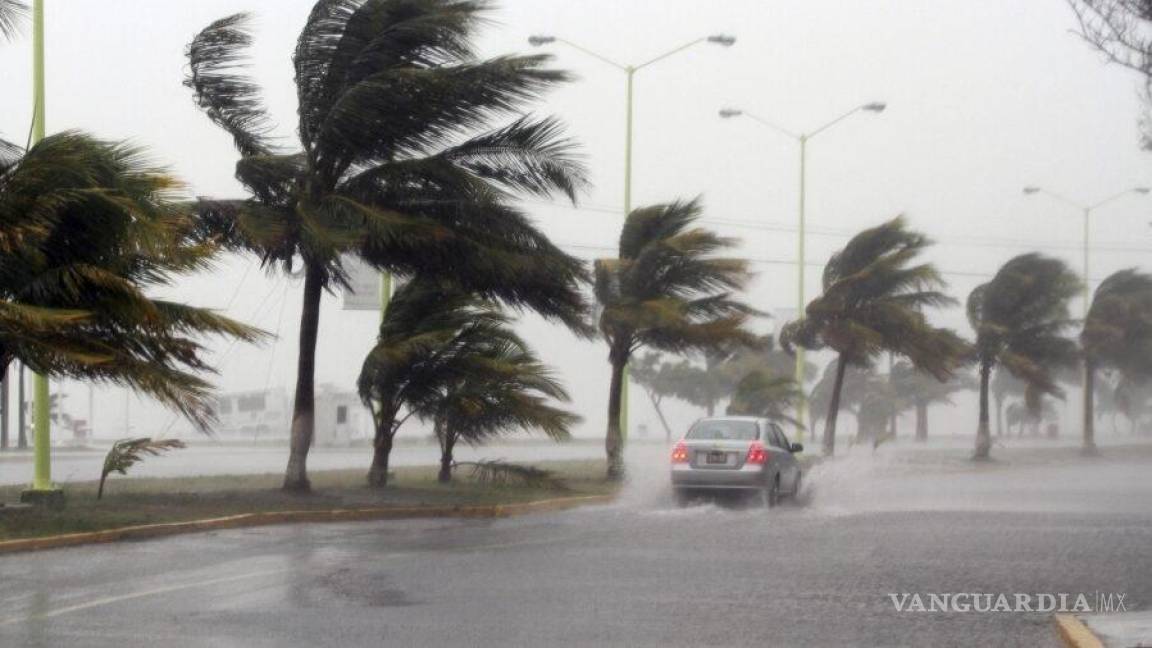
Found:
[746,441,769,465]
[671,442,689,464]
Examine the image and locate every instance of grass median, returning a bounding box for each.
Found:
[0,459,618,542]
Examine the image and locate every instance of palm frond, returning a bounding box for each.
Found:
[98,437,186,498]
[0,0,26,41]
[185,13,275,157]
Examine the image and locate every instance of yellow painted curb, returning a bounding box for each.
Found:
[0,494,615,556]
[1055,614,1106,648]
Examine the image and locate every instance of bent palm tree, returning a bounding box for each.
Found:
[424,331,578,483]
[595,198,759,479]
[0,132,264,424]
[780,217,970,456]
[187,2,590,491]
[1081,269,1152,453]
[358,279,507,486]
[968,253,1080,459]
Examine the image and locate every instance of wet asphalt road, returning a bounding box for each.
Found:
[1,450,1150,647]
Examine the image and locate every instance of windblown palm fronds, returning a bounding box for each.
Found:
[186,0,591,492]
[780,217,970,455]
[968,253,1080,458]
[0,132,265,426]
[1080,268,1152,451]
[595,198,759,478]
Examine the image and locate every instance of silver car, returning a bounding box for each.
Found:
[670,416,803,507]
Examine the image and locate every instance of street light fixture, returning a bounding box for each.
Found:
[1022,184,1151,314]
[718,101,887,442]
[530,32,735,445]
[1024,184,1149,452]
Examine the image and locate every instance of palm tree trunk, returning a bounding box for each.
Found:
[645,390,674,442]
[605,352,627,481]
[438,427,456,484]
[0,362,8,450]
[822,354,849,456]
[706,401,715,417]
[368,424,393,487]
[1082,359,1098,455]
[914,399,928,442]
[283,264,323,492]
[974,360,992,460]
[994,394,1004,437]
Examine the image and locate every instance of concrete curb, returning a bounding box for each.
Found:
[0,494,616,556]
[1055,614,1106,648]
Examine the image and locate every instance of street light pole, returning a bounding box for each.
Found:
[1023,184,1150,452]
[530,33,735,444]
[22,0,61,506]
[719,102,886,442]
[1022,186,1150,316]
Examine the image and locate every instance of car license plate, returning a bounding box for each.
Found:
[706,451,727,465]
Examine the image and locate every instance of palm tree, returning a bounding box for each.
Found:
[1080,269,1152,453]
[968,253,1080,459]
[358,279,507,486]
[0,132,264,424]
[595,198,759,479]
[889,361,977,442]
[780,218,970,456]
[423,327,578,483]
[186,2,591,491]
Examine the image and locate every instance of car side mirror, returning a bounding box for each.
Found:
[789,443,803,453]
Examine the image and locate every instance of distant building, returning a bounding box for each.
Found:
[213,384,371,445]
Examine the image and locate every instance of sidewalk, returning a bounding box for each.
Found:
[1083,610,1152,647]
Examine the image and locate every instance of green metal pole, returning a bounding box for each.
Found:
[380,271,392,323]
[30,0,53,492]
[620,67,634,445]
[794,136,808,444]
[1082,208,1090,318]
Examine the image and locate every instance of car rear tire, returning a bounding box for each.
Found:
[673,489,691,508]
[759,477,779,509]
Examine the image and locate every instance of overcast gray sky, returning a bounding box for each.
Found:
[1,0,1149,439]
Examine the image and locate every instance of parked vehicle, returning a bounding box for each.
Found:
[670,416,803,507]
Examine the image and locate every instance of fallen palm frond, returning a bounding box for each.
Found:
[453,460,569,491]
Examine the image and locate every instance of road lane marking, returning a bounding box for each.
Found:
[0,568,288,627]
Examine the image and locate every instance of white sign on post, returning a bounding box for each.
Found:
[342,254,380,311]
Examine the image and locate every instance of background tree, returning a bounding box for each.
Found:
[628,353,679,440]
[726,369,800,427]
[595,198,758,479]
[780,217,970,456]
[186,2,591,491]
[0,132,264,425]
[1067,1,1152,148]
[990,368,1025,437]
[808,360,880,435]
[890,361,978,442]
[1080,269,1152,452]
[968,253,1080,459]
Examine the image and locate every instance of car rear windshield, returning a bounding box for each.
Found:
[685,420,759,441]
